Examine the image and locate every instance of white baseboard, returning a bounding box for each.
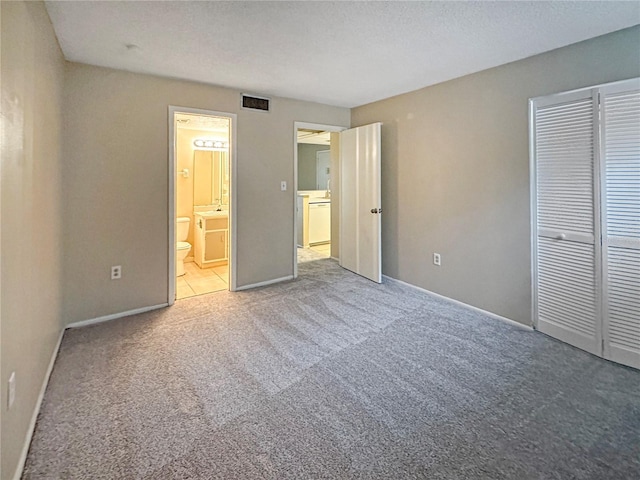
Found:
[235,275,293,291]
[13,328,65,480]
[382,275,532,330]
[66,303,169,329]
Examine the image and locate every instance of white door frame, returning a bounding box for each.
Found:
[293,122,346,279]
[168,106,238,304]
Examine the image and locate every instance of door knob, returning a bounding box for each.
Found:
[557,233,566,240]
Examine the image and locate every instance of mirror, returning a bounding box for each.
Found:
[193,150,229,207]
[297,144,330,190]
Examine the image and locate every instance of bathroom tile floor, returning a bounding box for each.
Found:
[176,262,228,300]
[177,246,328,301]
[310,242,331,257]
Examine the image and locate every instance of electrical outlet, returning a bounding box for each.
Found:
[281,181,287,191]
[433,253,441,266]
[111,265,122,280]
[8,372,16,409]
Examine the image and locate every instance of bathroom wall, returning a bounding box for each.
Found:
[352,26,640,325]
[1,2,65,478]
[176,127,221,247]
[62,63,350,323]
[297,143,330,190]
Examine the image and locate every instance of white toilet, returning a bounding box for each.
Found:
[176,217,192,277]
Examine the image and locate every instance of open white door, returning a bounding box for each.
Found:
[339,123,382,283]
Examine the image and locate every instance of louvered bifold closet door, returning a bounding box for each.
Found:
[601,80,640,369]
[532,90,600,355]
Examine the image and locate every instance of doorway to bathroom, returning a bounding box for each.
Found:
[169,107,237,303]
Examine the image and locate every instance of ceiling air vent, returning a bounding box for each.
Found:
[241,94,270,112]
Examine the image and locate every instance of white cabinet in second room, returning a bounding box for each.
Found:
[309,200,330,245]
[194,211,228,268]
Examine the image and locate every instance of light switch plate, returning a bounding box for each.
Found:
[281,181,287,191]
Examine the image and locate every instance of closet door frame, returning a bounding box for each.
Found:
[530,77,639,365]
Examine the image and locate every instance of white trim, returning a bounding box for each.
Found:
[383,275,533,330]
[66,303,168,329]
[528,98,538,330]
[168,106,178,305]
[13,329,65,480]
[168,106,238,296]
[293,122,347,280]
[529,76,639,103]
[235,275,294,291]
[229,111,238,292]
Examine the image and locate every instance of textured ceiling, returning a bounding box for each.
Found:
[45,1,640,108]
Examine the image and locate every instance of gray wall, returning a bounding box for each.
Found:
[62,63,349,324]
[298,143,330,190]
[1,7,637,477]
[1,2,65,478]
[352,26,640,325]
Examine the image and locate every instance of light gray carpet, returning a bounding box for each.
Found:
[24,258,640,479]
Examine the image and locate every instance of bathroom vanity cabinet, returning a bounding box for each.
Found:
[194,212,228,268]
